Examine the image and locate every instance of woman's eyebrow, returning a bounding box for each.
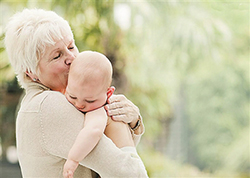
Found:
[63,37,73,46]
[68,40,74,46]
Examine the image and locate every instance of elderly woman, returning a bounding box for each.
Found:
[4,9,146,177]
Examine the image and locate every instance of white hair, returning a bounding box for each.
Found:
[4,8,73,89]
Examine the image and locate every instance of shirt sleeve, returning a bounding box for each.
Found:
[39,91,147,178]
[131,115,145,146]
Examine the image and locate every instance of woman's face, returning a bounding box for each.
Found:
[38,35,79,93]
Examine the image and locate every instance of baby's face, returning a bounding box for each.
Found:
[65,80,108,112]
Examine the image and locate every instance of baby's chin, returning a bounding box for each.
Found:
[79,108,95,113]
[79,106,103,113]
[78,108,88,113]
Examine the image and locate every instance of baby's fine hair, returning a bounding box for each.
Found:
[70,51,113,88]
[4,8,73,88]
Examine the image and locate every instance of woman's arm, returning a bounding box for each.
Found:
[81,135,147,177]
[41,92,148,177]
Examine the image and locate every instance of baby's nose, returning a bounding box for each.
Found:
[75,103,85,110]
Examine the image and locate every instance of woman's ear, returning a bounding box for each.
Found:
[107,86,115,99]
[25,71,38,81]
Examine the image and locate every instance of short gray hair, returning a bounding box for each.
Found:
[4,8,73,89]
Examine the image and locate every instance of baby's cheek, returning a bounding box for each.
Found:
[66,97,75,106]
[89,103,101,111]
[89,105,97,111]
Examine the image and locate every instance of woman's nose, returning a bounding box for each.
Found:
[65,51,76,65]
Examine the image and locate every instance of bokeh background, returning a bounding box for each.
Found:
[0,0,249,177]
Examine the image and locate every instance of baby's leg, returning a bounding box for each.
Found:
[104,117,134,148]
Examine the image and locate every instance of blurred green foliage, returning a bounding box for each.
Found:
[0,0,249,177]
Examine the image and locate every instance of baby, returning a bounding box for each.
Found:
[63,51,147,178]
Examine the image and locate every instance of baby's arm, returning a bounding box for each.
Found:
[63,107,107,178]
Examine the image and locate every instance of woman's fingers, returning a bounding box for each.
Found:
[107,107,126,116]
[111,114,127,122]
[105,94,140,124]
[106,101,124,110]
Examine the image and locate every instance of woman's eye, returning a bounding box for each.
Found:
[53,53,61,59]
[68,46,74,50]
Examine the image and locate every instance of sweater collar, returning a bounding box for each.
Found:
[26,81,51,92]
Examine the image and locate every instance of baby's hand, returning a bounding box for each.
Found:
[63,170,74,178]
[63,159,79,178]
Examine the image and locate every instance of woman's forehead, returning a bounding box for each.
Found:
[42,35,74,56]
[62,35,74,45]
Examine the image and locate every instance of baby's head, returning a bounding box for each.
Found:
[66,51,115,112]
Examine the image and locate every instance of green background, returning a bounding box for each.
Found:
[0,0,249,177]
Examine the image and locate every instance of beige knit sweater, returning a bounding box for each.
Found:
[16,82,146,178]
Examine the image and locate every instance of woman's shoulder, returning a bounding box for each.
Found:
[20,89,66,113]
[43,90,66,100]
[22,88,81,120]
[38,90,83,122]
[41,90,73,110]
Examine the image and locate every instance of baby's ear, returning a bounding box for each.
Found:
[107,86,115,99]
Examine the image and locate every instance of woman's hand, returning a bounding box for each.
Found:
[104,94,140,126]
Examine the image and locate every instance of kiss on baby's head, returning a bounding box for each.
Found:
[65,51,115,112]
[70,51,112,89]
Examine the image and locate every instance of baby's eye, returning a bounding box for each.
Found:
[69,95,77,100]
[86,100,95,103]
[68,46,74,50]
